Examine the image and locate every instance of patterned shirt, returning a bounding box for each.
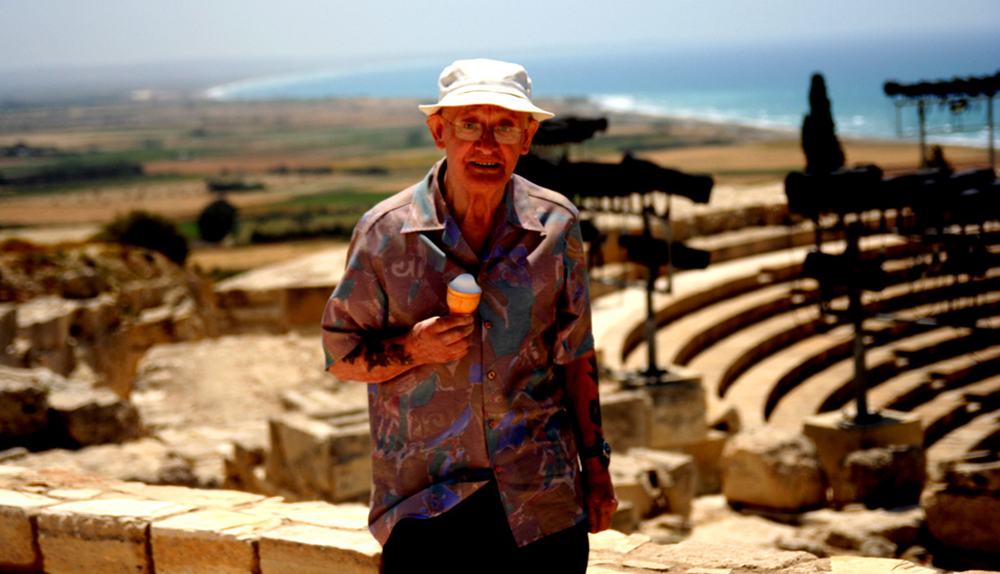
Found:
[322,159,595,547]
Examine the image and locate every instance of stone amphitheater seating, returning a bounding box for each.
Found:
[604,221,1000,467]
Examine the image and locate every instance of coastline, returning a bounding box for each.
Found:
[0,97,992,233]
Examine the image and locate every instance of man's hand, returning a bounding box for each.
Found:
[329,314,474,383]
[583,457,618,533]
[405,314,475,364]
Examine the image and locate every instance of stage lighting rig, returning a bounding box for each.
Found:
[515,117,715,386]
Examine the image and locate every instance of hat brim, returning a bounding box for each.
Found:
[419,90,554,121]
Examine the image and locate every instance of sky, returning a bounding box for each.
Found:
[2,0,999,71]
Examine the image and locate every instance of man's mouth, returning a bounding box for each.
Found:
[471,161,501,168]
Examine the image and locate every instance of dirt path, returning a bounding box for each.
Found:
[131,330,367,433]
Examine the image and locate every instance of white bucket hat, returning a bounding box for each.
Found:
[418,59,554,121]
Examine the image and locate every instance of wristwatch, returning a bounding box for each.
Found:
[580,440,612,469]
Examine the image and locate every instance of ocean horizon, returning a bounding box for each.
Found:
[207,31,999,148]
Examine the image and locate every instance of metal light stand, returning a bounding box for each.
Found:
[616,192,695,388]
[844,221,878,425]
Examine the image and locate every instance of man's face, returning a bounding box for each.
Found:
[427,105,539,198]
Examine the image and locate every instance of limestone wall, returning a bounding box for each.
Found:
[1,465,379,574]
[2,464,934,574]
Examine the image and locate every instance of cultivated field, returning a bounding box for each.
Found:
[1,97,991,274]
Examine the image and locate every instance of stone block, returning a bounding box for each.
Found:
[722,426,826,512]
[0,371,49,444]
[645,381,707,449]
[822,506,924,552]
[268,414,335,500]
[59,268,103,299]
[680,429,728,495]
[151,509,282,574]
[843,444,926,509]
[37,498,194,574]
[268,414,371,503]
[613,448,695,519]
[16,296,76,351]
[69,294,118,341]
[601,390,651,453]
[923,482,1000,553]
[632,448,695,519]
[30,346,76,377]
[0,489,58,572]
[223,437,268,493]
[259,524,381,574]
[609,465,656,520]
[47,385,144,446]
[0,304,16,363]
[88,330,140,398]
[803,410,922,507]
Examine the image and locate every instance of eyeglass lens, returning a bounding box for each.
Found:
[448,119,523,144]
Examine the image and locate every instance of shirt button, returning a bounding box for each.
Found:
[484,321,492,329]
[487,371,496,380]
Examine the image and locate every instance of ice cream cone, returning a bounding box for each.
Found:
[447,273,481,314]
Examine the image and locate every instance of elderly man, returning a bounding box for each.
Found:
[322,59,617,573]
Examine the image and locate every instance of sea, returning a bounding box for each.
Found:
[207,31,999,148]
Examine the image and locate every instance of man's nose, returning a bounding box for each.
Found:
[474,126,498,149]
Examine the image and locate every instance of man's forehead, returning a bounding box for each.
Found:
[445,105,530,122]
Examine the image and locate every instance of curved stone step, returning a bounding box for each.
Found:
[623,282,815,372]
[766,327,963,429]
[879,346,1000,413]
[915,374,1000,448]
[926,409,1000,471]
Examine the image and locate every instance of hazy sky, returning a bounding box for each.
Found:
[2,0,998,71]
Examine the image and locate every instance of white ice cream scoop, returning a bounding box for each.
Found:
[447,273,481,314]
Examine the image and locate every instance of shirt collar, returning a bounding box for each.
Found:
[401,160,545,236]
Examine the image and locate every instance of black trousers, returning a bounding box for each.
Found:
[380,480,589,574]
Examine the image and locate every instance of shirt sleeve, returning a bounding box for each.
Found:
[553,217,595,365]
[321,222,388,369]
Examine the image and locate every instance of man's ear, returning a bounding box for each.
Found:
[520,118,540,155]
[427,114,447,150]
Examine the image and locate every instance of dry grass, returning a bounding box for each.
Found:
[2,98,993,271]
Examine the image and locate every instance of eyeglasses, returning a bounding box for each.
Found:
[440,116,526,145]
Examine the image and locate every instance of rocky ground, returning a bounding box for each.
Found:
[11,327,986,570]
[3,215,998,572]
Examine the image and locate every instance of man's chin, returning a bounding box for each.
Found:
[462,169,510,189]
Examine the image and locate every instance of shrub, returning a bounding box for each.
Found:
[206,178,265,192]
[197,199,238,243]
[98,211,189,265]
